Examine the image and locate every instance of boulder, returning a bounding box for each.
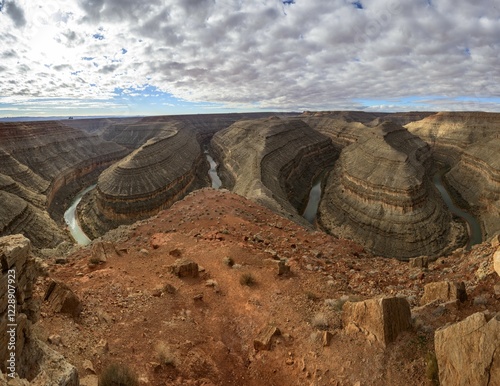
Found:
[342,297,412,347]
[253,325,281,351]
[170,259,199,278]
[435,312,500,386]
[44,280,82,317]
[494,247,500,278]
[409,256,429,269]
[420,281,467,306]
[90,241,118,264]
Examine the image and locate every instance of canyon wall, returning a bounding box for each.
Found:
[0,121,129,247]
[318,122,465,259]
[79,123,209,238]
[211,116,338,223]
[446,138,500,238]
[405,112,500,165]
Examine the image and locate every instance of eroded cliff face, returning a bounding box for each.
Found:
[318,122,465,259]
[0,121,129,247]
[405,112,500,165]
[79,124,209,237]
[447,138,500,238]
[211,116,338,223]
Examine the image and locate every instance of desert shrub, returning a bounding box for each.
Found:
[239,273,256,286]
[89,256,101,265]
[155,342,176,366]
[223,256,235,267]
[98,363,138,386]
[305,291,319,301]
[311,313,329,330]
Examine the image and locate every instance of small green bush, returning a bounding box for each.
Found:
[239,273,256,286]
[98,363,138,386]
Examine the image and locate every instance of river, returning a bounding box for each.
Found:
[206,153,222,189]
[432,172,482,248]
[63,184,95,245]
[302,177,323,224]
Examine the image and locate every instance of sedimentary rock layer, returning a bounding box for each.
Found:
[405,112,500,165]
[80,124,209,237]
[0,121,129,247]
[211,116,338,222]
[318,122,464,259]
[446,138,500,238]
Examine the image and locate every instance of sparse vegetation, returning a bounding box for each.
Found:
[155,342,176,367]
[98,363,138,386]
[240,272,256,286]
[89,256,101,265]
[223,256,235,267]
[311,313,329,330]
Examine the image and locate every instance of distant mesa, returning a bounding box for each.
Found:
[211,116,338,223]
[318,121,466,259]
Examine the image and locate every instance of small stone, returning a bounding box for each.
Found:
[254,325,281,351]
[83,359,96,374]
[278,260,291,276]
[193,293,203,301]
[473,296,488,306]
[493,247,500,277]
[322,331,333,347]
[55,257,67,264]
[48,334,62,345]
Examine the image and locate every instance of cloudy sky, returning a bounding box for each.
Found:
[0,0,499,117]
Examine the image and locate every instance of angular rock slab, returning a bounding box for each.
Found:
[342,297,412,347]
[420,281,467,306]
[253,325,281,351]
[44,280,82,317]
[435,312,500,386]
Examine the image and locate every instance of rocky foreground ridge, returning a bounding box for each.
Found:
[318,122,465,259]
[212,116,337,224]
[2,189,500,386]
[0,121,129,248]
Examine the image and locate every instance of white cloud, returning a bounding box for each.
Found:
[0,0,499,114]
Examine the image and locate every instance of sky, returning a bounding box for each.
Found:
[0,0,499,118]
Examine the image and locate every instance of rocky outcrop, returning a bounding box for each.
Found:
[0,235,78,384]
[318,122,464,259]
[419,281,467,306]
[342,297,412,347]
[446,137,500,238]
[435,312,500,386]
[0,121,129,247]
[79,124,209,237]
[405,111,500,165]
[211,117,338,223]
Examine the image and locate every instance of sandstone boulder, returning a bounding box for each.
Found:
[409,256,429,269]
[44,280,82,317]
[435,312,500,386]
[494,247,500,278]
[419,281,467,306]
[90,241,118,264]
[342,297,412,347]
[170,259,199,278]
[253,325,281,351]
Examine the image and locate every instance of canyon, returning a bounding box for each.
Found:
[0,111,499,385]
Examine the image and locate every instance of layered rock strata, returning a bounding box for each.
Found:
[0,235,78,384]
[211,117,338,223]
[0,121,129,247]
[318,122,464,259]
[446,138,500,238]
[405,112,500,165]
[80,124,209,237]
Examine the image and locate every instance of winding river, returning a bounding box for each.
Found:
[206,154,222,189]
[302,178,322,224]
[64,184,95,245]
[432,172,482,248]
